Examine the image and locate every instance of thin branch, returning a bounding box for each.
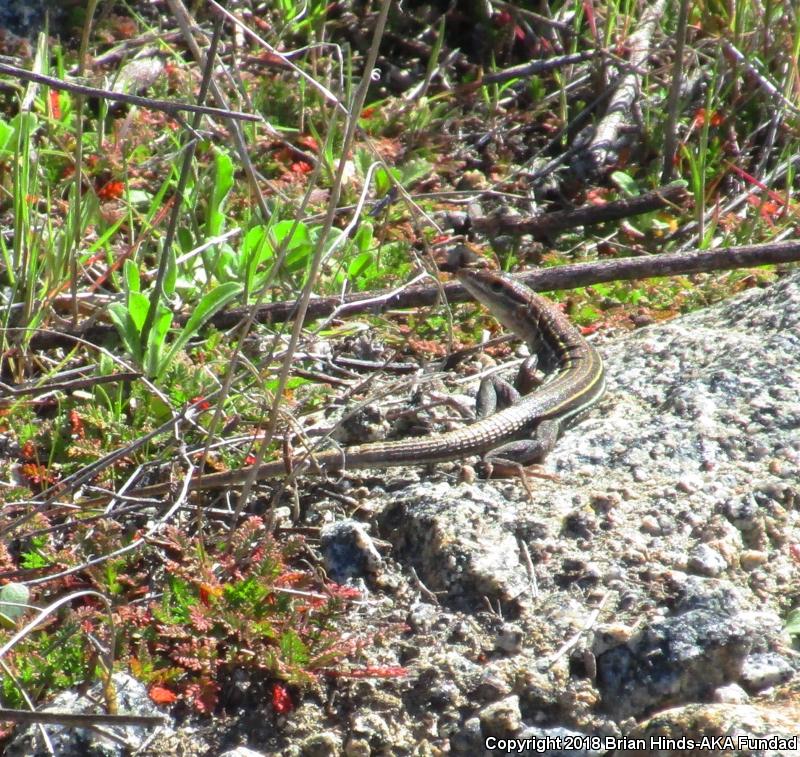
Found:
[0,708,165,728]
[17,238,800,353]
[722,41,800,117]
[471,182,689,236]
[578,0,665,177]
[480,50,594,86]
[0,62,260,122]
[661,0,690,182]
[0,371,140,398]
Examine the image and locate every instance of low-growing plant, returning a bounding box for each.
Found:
[1,625,91,709]
[108,257,241,379]
[131,517,365,697]
[0,515,390,717]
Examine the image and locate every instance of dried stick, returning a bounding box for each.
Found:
[471,182,688,236]
[578,0,665,177]
[0,708,165,728]
[19,239,800,352]
[0,62,259,122]
[480,51,594,86]
[0,372,139,399]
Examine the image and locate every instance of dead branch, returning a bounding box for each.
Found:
[472,182,688,236]
[576,0,665,178]
[19,239,800,352]
[0,62,260,122]
[0,707,165,728]
[481,51,594,85]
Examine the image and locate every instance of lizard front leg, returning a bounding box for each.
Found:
[475,355,541,418]
[472,355,560,484]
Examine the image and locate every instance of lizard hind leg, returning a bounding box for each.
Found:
[476,454,560,500]
[475,420,563,493]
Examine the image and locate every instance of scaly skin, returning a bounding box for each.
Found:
[80,269,605,504]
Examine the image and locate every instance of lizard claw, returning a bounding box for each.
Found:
[476,459,560,482]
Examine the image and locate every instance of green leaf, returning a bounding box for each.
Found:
[145,304,173,378]
[628,288,645,305]
[19,550,47,569]
[264,376,311,393]
[158,575,195,624]
[272,221,312,273]
[241,225,271,283]
[398,157,432,186]
[271,220,310,252]
[177,226,194,253]
[284,245,312,273]
[347,251,374,280]
[182,283,241,335]
[215,248,238,281]
[212,149,235,206]
[128,291,150,332]
[108,303,142,360]
[164,243,177,297]
[354,222,373,255]
[207,149,235,237]
[224,576,268,610]
[160,282,242,369]
[2,112,37,157]
[354,147,372,178]
[0,118,14,155]
[610,171,639,197]
[374,166,399,196]
[279,629,310,666]
[574,304,601,325]
[242,225,268,258]
[123,258,140,294]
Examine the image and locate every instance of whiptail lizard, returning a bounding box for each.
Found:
[79,269,605,504]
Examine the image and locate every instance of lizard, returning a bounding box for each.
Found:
[77,268,605,504]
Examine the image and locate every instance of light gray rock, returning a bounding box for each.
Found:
[320,519,382,581]
[6,673,170,757]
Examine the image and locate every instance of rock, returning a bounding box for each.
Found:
[495,623,524,654]
[5,673,171,757]
[739,652,795,693]
[712,683,749,704]
[595,579,786,719]
[379,482,529,608]
[615,702,800,755]
[319,519,382,581]
[479,695,522,739]
[687,543,727,577]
